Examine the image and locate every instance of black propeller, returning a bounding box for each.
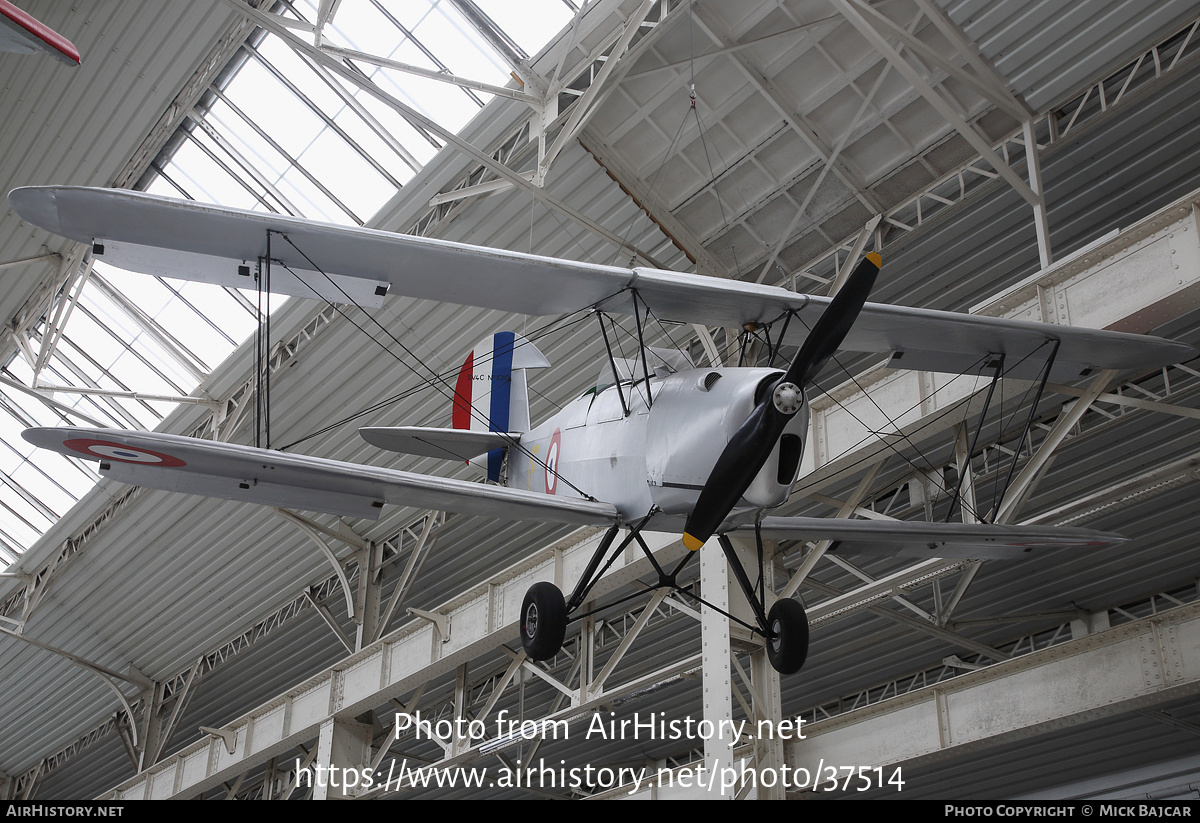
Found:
[682,252,882,551]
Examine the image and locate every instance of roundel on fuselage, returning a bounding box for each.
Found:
[545,428,561,495]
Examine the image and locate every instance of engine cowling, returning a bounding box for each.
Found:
[644,368,807,520]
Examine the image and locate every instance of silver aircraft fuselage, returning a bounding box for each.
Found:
[506,367,809,528]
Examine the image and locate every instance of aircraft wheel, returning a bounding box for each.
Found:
[765,597,809,675]
[520,582,567,661]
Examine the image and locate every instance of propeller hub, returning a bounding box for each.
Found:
[771,382,803,415]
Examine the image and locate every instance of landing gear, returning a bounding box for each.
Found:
[716,532,811,676]
[518,519,813,676]
[765,598,809,675]
[520,582,566,661]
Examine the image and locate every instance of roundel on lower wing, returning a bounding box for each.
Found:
[62,438,187,468]
[544,428,561,495]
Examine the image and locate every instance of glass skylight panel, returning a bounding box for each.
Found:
[375,35,485,127]
[0,381,99,550]
[0,491,49,551]
[94,267,173,319]
[473,0,573,58]
[54,311,127,381]
[206,99,292,184]
[6,359,89,424]
[211,100,298,187]
[10,459,76,522]
[275,164,351,224]
[74,288,160,374]
[425,2,514,84]
[377,66,481,134]
[225,57,329,162]
[0,385,54,434]
[297,130,393,220]
[0,422,30,475]
[329,101,419,190]
[372,0,437,32]
[355,87,442,166]
[163,278,257,339]
[320,1,404,56]
[50,346,162,429]
[157,138,250,207]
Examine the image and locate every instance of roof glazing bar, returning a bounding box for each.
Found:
[242,43,407,191]
[292,54,424,175]
[202,88,346,216]
[318,43,534,104]
[41,342,154,429]
[446,0,530,80]
[187,111,312,219]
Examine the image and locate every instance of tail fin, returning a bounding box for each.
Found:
[452,332,549,481]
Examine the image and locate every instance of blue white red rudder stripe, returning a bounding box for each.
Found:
[452,332,549,481]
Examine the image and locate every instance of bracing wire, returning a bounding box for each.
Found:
[266,233,602,500]
[801,338,1059,524]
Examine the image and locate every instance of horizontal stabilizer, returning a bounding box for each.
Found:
[24,427,618,526]
[740,516,1125,559]
[360,426,519,460]
[9,186,1194,378]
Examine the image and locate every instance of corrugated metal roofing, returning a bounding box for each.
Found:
[935,0,1200,112]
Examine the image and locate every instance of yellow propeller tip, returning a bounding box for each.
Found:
[683,533,704,552]
[866,251,882,268]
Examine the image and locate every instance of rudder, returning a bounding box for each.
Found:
[452,332,549,481]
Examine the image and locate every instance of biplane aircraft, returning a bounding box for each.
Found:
[9,186,1196,674]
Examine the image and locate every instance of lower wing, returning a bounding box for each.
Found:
[738,516,1125,559]
[24,427,618,525]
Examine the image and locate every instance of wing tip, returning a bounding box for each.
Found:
[8,186,64,236]
[0,1,81,65]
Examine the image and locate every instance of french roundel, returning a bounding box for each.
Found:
[544,428,561,495]
[63,438,187,468]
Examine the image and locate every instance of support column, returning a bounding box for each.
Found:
[700,544,735,796]
[312,717,372,800]
[746,534,784,800]
[1023,118,1053,269]
[749,650,784,799]
[354,542,382,652]
[135,681,165,772]
[701,536,785,798]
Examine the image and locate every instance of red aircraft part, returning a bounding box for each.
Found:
[63,438,186,468]
[0,1,80,65]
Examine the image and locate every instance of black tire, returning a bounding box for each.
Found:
[520,582,567,661]
[766,598,809,675]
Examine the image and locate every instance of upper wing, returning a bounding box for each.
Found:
[23,427,618,526]
[737,516,1124,559]
[10,186,1194,379]
[8,186,630,313]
